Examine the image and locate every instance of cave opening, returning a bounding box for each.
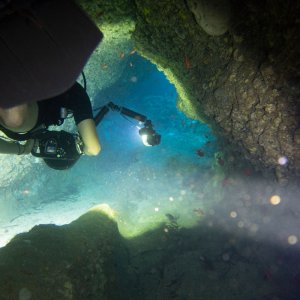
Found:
[1,1,300,297]
[0,53,220,245]
[89,53,221,237]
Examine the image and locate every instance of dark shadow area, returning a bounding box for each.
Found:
[225,0,300,179]
[125,168,300,300]
[126,222,300,300]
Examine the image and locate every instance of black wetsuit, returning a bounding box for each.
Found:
[36,82,93,127]
[0,82,93,141]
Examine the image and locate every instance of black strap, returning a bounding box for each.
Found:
[0,125,30,141]
[0,123,47,141]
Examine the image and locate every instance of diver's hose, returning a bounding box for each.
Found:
[81,71,87,91]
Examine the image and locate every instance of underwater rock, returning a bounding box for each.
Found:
[77,39,134,101]
[76,0,136,101]
[295,129,300,176]
[0,155,36,188]
[186,0,231,36]
[18,287,32,300]
[0,206,130,300]
[77,0,300,180]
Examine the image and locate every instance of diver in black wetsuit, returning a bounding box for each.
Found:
[0,82,101,169]
[0,0,103,169]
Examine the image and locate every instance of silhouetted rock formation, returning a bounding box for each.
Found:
[0,208,130,300]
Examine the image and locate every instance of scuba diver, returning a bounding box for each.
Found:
[0,79,161,170]
[0,0,103,169]
[0,81,101,169]
[0,0,161,170]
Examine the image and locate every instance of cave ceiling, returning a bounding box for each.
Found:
[78,0,300,183]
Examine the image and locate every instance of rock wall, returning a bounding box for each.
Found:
[0,207,130,300]
[77,0,136,101]
[1,196,299,300]
[78,0,300,182]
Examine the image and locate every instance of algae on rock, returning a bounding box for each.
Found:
[78,0,300,180]
[77,0,136,100]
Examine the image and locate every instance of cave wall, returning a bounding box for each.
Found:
[76,0,136,100]
[78,0,300,182]
[0,207,130,300]
[1,201,298,300]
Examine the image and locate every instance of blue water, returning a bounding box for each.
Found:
[6,55,299,252]
[74,55,219,235]
[0,55,220,243]
[1,54,300,300]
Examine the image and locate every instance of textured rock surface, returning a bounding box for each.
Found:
[78,0,300,181]
[0,208,130,300]
[0,144,40,188]
[77,0,136,101]
[1,174,300,299]
[186,0,231,36]
[1,0,298,184]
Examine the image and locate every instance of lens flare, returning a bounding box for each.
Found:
[278,156,288,165]
[288,235,298,245]
[269,195,281,205]
[230,211,237,218]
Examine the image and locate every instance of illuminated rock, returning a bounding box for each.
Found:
[77,0,300,181]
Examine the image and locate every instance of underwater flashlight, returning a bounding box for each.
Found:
[138,121,161,146]
[94,102,161,147]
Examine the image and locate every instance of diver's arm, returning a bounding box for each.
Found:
[67,82,101,155]
[0,139,20,154]
[77,119,101,156]
[0,139,34,155]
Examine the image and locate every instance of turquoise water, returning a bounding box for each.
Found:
[0,55,219,243]
[1,55,300,299]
